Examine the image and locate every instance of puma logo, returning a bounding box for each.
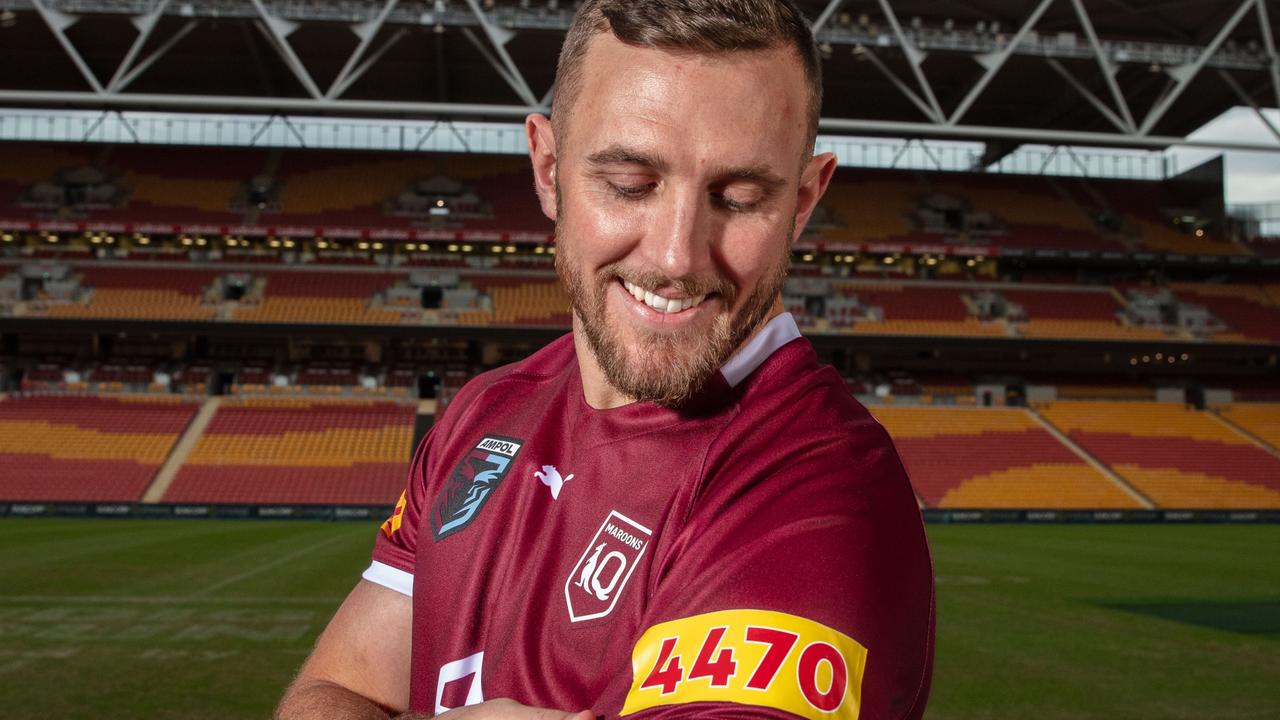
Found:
[534,465,574,500]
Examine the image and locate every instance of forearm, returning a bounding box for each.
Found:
[275,678,394,720]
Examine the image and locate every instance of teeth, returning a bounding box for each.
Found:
[622,280,707,314]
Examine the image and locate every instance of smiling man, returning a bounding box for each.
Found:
[276,2,933,719]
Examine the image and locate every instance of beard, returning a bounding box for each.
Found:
[555,214,792,409]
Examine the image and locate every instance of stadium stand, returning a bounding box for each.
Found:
[929,173,1126,252]
[93,146,259,223]
[1002,287,1168,340]
[0,395,198,501]
[1214,403,1280,452]
[1037,401,1280,508]
[812,169,920,245]
[161,398,413,505]
[1168,282,1280,343]
[259,151,548,232]
[231,270,404,324]
[454,274,571,326]
[834,283,1006,337]
[871,406,1139,508]
[0,142,101,220]
[43,266,219,321]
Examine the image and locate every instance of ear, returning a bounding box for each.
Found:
[526,113,559,222]
[790,151,837,244]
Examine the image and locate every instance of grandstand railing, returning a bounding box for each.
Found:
[2,502,1276,524]
[0,109,1175,181]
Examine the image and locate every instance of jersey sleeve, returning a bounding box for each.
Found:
[362,425,437,597]
[602,415,934,720]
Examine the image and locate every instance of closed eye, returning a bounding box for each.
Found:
[609,182,654,200]
[711,192,758,212]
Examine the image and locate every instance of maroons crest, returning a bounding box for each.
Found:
[565,510,653,622]
[431,435,523,541]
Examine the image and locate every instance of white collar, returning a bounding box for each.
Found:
[719,312,802,388]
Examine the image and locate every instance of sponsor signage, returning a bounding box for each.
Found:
[431,435,524,541]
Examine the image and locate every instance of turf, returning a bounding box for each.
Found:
[0,520,1277,719]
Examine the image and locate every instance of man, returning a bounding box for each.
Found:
[276,1,933,718]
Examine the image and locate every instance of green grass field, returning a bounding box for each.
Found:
[1,519,1277,719]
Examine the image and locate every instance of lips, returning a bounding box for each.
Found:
[621,279,708,314]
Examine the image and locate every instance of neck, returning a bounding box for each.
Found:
[575,296,786,410]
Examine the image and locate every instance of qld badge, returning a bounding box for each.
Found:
[431,435,523,541]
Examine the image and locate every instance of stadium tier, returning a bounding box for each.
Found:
[44,266,220,321]
[1168,283,1280,343]
[836,283,1006,337]
[231,270,404,324]
[1002,288,1167,340]
[929,173,1127,253]
[871,406,1140,509]
[254,151,548,231]
[455,274,572,326]
[1037,401,1280,508]
[1214,403,1280,451]
[161,398,414,505]
[0,395,198,501]
[6,142,1257,260]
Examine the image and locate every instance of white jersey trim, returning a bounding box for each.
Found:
[719,312,802,388]
[362,560,414,597]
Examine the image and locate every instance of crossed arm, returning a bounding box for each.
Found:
[274,580,591,720]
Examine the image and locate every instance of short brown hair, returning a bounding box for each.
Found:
[551,0,822,151]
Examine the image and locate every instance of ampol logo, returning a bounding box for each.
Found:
[565,510,652,623]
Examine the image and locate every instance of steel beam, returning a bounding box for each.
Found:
[328,28,408,100]
[1138,0,1256,135]
[5,89,1280,154]
[461,27,525,105]
[114,20,199,92]
[461,0,538,107]
[816,115,1280,153]
[811,0,844,33]
[249,0,323,100]
[1070,0,1136,132]
[1254,0,1280,108]
[30,0,103,93]
[859,47,940,122]
[108,0,172,92]
[949,0,1056,125]
[1217,69,1280,144]
[1046,58,1129,133]
[539,82,556,109]
[0,89,541,119]
[327,0,398,100]
[876,0,944,123]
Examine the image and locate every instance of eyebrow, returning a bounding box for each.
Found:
[586,145,668,172]
[586,145,787,190]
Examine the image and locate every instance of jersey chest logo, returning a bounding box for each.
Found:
[431,435,523,542]
[565,510,653,623]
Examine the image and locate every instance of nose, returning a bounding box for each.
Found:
[642,184,716,283]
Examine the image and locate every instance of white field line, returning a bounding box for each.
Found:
[187,531,358,598]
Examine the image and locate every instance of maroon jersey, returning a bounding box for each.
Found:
[365,313,934,719]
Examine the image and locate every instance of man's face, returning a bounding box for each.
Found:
[541,34,826,406]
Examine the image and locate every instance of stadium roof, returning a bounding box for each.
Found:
[0,0,1277,153]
